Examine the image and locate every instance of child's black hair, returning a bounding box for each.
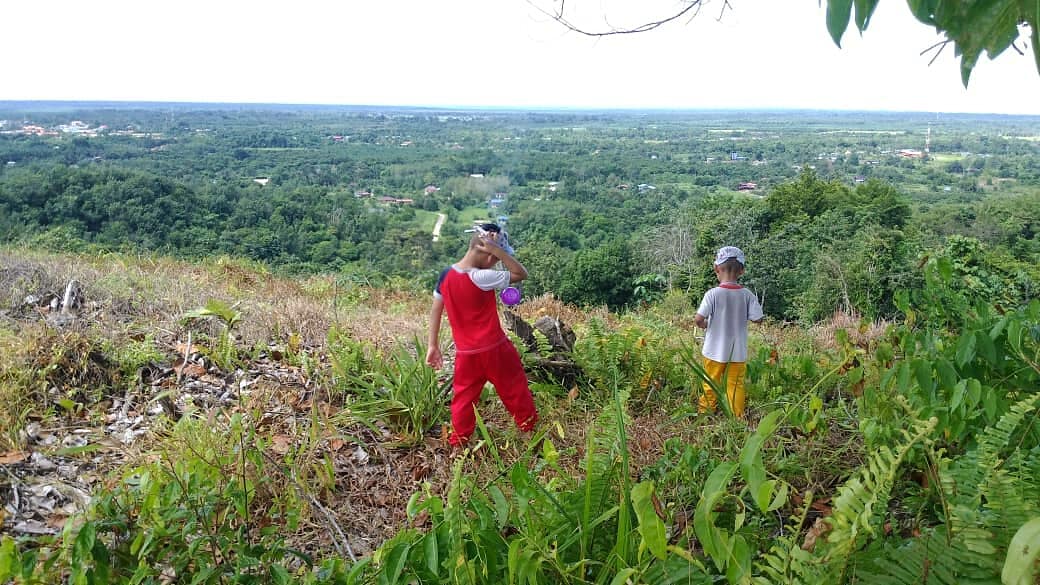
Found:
[717,258,744,272]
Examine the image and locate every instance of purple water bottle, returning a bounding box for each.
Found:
[500,286,521,306]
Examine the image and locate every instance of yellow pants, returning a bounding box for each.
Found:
[698,358,747,418]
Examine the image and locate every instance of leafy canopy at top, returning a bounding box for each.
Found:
[826,0,1040,86]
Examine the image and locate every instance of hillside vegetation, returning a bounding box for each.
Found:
[1,105,1039,583]
[0,244,1038,584]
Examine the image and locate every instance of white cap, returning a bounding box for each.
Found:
[714,246,745,266]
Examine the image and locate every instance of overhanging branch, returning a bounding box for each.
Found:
[528,0,728,37]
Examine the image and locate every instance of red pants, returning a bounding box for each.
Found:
[449,340,538,446]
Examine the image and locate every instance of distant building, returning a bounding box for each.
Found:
[354,190,373,198]
[737,182,757,191]
[378,196,413,205]
[424,185,440,194]
[253,177,271,186]
[469,173,485,178]
[853,175,867,184]
[898,149,924,159]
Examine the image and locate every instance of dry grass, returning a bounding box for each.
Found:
[515,292,615,331]
[810,309,892,353]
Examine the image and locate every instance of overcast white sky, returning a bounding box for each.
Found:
[3,0,1038,115]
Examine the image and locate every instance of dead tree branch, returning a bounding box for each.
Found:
[529,0,727,37]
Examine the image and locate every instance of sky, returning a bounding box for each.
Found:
[4,0,1039,115]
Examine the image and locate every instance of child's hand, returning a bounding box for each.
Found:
[476,234,504,255]
[426,346,443,369]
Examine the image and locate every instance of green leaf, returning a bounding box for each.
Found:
[907,0,939,24]
[974,330,996,364]
[768,481,790,512]
[270,564,291,585]
[632,482,667,560]
[935,359,958,393]
[982,387,998,420]
[610,568,638,585]
[423,531,440,578]
[695,462,738,569]
[73,522,97,571]
[0,537,15,582]
[913,359,934,396]
[955,331,976,367]
[726,534,751,584]
[489,485,510,528]
[383,541,411,585]
[1002,517,1040,585]
[967,378,982,408]
[1008,320,1024,352]
[951,379,967,411]
[826,0,854,46]
[895,361,912,393]
[853,0,879,30]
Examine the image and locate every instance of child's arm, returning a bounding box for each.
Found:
[694,313,708,329]
[478,235,528,283]
[748,291,765,324]
[426,297,445,368]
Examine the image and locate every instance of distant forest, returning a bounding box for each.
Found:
[1,103,1037,321]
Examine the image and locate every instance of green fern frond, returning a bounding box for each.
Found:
[849,394,1040,584]
[851,529,997,584]
[945,394,1040,532]
[821,417,938,568]
[532,328,554,359]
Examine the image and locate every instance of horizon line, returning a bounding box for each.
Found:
[0,99,1037,118]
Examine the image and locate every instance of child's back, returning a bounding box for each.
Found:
[694,246,763,417]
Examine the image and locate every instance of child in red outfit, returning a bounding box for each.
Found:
[426,225,538,446]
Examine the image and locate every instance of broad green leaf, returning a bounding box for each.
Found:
[610,568,638,585]
[1007,320,1023,352]
[853,0,879,30]
[896,361,912,393]
[489,485,510,528]
[73,522,97,572]
[955,331,976,367]
[935,359,958,393]
[755,480,777,514]
[0,537,15,582]
[768,481,790,512]
[967,379,982,408]
[383,541,411,585]
[913,359,934,396]
[974,330,996,364]
[631,482,667,560]
[406,492,422,518]
[507,539,522,585]
[270,564,291,585]
[848,365,864,384]
[826,0,854,46]
[1002,517,1040,585]
[423,532,440,578]
[695,462,738,569]
[726,534,751,584]
[983,387,998,420]
[951,379,967,411]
